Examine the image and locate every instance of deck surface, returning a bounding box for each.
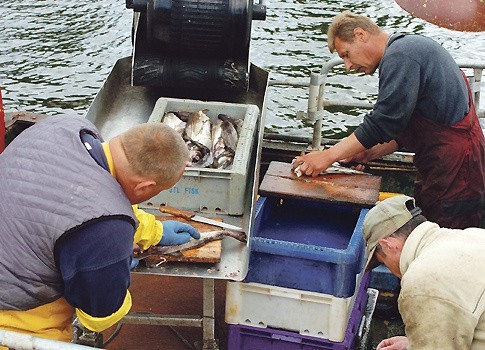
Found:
[103,274,228,350]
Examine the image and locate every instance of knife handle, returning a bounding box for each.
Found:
[159,205,195,220]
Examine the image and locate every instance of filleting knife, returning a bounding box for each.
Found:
[159,205,244,232]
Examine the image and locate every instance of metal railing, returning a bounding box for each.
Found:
[0,329,100,350]
[268,58,485,151]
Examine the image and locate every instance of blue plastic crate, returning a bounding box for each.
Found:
[227,272,370,350]
[370,265,400,292]
[245,197,367,297]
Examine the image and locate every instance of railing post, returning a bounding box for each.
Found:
[308,57,344,150]
[473,68,482,113]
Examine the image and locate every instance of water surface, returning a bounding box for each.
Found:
[1,0,484,138]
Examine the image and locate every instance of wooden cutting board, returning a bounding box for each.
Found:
[138,216,224,264]
[259,161,381,207]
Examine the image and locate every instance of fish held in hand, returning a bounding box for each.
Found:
[292,161,369,177]
[135,229,247,257]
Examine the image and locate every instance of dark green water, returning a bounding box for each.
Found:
[1,0,484,138]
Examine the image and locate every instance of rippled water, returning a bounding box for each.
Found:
[1,0,484,138]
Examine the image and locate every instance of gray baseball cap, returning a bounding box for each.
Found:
[363,195,422,270]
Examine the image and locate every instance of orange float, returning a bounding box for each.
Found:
[395,0,485,32]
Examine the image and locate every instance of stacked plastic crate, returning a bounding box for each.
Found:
[225,195,371,350]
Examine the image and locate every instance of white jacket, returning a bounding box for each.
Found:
[399,221,485,349]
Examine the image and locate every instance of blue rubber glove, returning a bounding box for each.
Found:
[130,257,139,269]
[159,220,201,246]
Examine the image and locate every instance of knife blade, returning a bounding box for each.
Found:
[189,215,244,232]
[159,205,244,232]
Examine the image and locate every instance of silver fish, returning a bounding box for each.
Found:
[184,136,213,167]
[211,119,235,169]
[213,137,227,159]
[196,119,213,151]
[218,113,243,136]
[173,111,192,122]
[211,119,223,147]
[162,112,186,136]
[325,162,369,175]
[185,110,212,150]
[293,162,369,177]
[211,119,226,157]
[184,110,213,167]
[212,149,235,169]
[221,120,238,152]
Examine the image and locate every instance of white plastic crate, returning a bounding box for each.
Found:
[145,97,260,215]
[225,272,369,342]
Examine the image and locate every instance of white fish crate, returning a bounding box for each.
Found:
[145,97,260,215]
[225,272,369,342]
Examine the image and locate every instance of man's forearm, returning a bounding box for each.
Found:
[326,133,367,162]
[293,133,367,177]
[365,140,399,161]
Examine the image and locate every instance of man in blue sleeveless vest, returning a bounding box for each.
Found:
[292,11,485,229]
[0,115,200,343]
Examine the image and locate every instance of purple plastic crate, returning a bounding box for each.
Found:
[228,272,370,350]
[245,197,367,297]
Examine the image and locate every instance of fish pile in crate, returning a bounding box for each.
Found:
[145,97,260,215]
[225,193,373,350]
[162,109,243,169]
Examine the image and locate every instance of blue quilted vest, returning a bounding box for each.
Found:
[0,115,136,310]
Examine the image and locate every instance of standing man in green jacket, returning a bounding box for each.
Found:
[363,195,485,349]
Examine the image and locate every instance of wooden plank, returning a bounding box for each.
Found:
[259,161,381,207]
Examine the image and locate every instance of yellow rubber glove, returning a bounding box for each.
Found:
[132,205,163,250]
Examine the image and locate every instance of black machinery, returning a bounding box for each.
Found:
[126,0,266,90]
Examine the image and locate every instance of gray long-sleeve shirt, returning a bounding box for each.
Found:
[354,34,469,149]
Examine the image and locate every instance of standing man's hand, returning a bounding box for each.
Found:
[292,133,369,177]
[292,150,334,177]
[158,220,200,246]
[376,336,409,350]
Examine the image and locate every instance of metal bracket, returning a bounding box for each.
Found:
[72,318,104,348]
